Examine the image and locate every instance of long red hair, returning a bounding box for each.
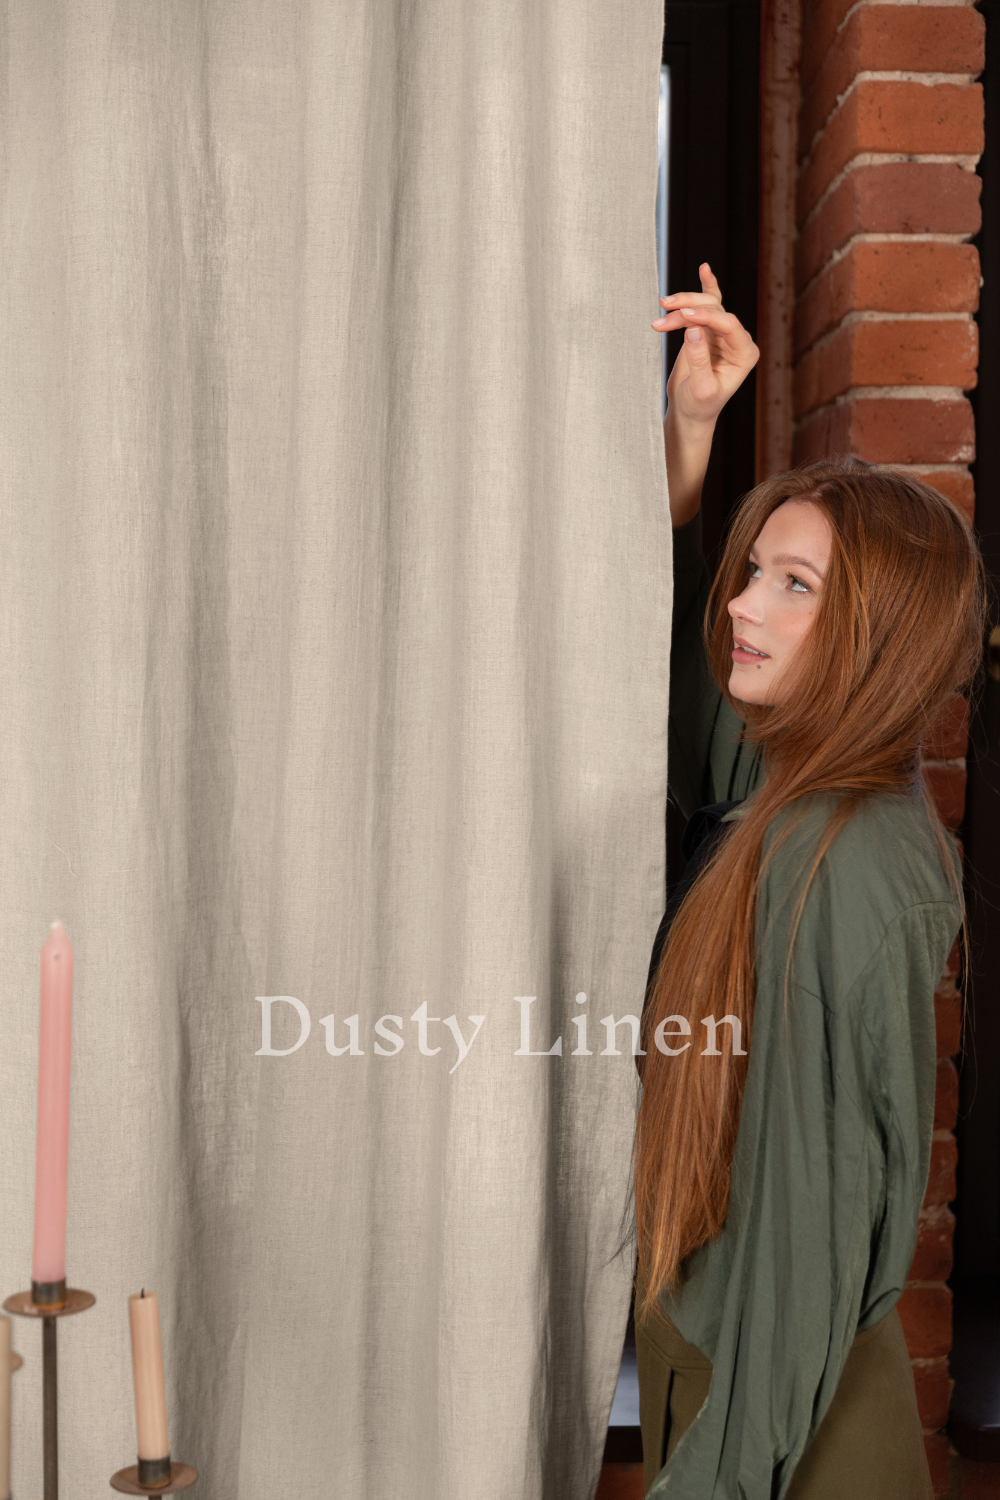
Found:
[633,458,985,1320]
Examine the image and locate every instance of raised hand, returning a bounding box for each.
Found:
[652,263,759,428]
[651,263,760,526]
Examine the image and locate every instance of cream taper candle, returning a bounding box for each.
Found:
[128,1290,170,1470]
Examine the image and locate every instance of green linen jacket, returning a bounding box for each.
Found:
[647,515,964,1499]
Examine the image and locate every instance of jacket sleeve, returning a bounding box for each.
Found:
[667,514,750,819]
[648,900,955,1500]
[852,900,952,1328]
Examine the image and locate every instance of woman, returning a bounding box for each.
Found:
[632,266,984,1499]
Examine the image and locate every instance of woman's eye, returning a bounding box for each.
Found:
[745,560,762,579]
[789,574,810,593]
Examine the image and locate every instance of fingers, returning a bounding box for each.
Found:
[650,264,757,374]
[655,261,723,321]
[680,323,711,365]
[656,290,720,313]
[652,307,720,331]
[655,263,723,314]
[653,303,757,364]
[652,303,742,338]
[699,262,722,300]
[651,301,720,330]
[659,306,743,333]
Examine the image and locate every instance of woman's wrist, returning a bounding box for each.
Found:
[663,406,716,529]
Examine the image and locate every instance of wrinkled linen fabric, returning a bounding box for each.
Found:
[0,3,670,1496]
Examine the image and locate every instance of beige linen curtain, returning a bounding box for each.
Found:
[0,1,671,1495]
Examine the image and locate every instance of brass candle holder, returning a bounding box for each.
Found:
[3,1280,96,1500]
[108,1461,197,1495]
[3,1280,197,1497]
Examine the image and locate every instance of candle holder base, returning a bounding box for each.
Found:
[110,1464,198,1495]
[2,1287,96,1319]
[3,1286,95,1500]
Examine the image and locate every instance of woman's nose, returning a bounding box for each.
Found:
[728,590,762,625]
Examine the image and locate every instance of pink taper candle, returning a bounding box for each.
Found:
[0,1313,11,1500]
[128,1291,170,1462]
[31,921,73,1289]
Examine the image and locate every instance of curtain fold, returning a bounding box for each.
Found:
[0,2,671,1494]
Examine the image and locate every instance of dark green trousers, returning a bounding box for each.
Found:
[635,1297,934,1498]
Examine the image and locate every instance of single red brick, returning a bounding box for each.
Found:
[857,397,974,465]
[909,1206,956,1283]
[912,1356,952,1431]
[923,1135,958,1208]
[924,695,970,761]
[800,8,985,156]
[935,988,963,1059]
[794,335,852,421]
[854,318,977,389]
[922,1431,951,1497]
[934,1058,960,1131]
[794,395,975,468]
[898,469,975,522]
[794,319,978,418]
[798,82,984,223]
[899,1285,952,1359]
[801,0,860,90]
[923,764,967,831]
[851,245,982,321]
[795,243,981,354]
[797,163,982,293]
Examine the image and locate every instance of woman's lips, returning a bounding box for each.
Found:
[732,635,769,665]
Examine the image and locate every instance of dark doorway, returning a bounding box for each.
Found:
[663,0,761,577]
[661,0,761,912]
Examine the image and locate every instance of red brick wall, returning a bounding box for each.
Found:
[793,4,985,1493]
[795,1,983,513]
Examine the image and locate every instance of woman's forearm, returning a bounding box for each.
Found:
[663,407,716,530]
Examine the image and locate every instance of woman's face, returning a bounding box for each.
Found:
[727,498,832,705]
